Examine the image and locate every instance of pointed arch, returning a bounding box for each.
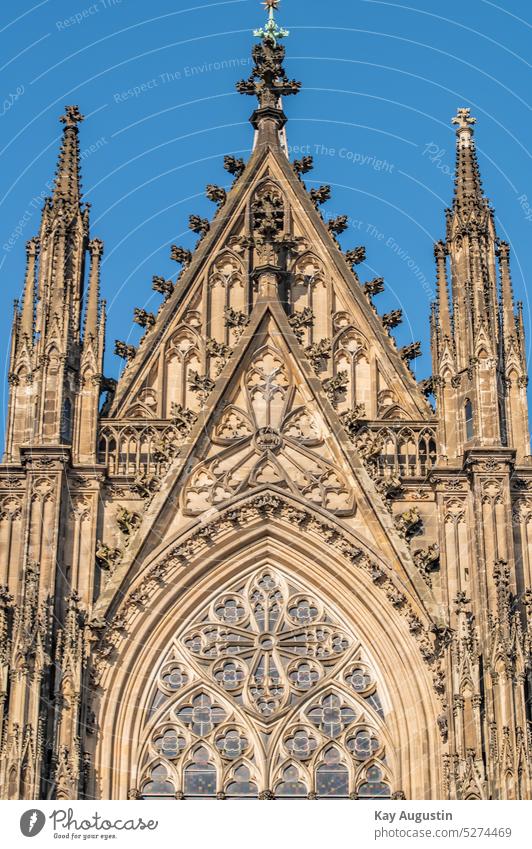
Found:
[290,251,326,330]
[92,500,442,799]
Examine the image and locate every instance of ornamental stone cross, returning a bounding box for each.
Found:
[451,107,476,130]
[60,105,85,126]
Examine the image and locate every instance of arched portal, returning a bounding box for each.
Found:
[93,507,442,799]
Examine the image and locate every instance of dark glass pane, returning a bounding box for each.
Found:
[465,400,474,440]
[347,730,380,761]
[316,748,349,797]
[358,781,391,798]
[226,766,258,798]
[346,667,372,692]
[142,764,175,798]
[358,766,391,798]
[177,693,226,735]
[316,766,349,797]
[184,747,217,798]
[276,765,307,797]
[215,729,248,759]
[285,728,318,760]
[162,665,188,691]
[153,728,185,759]
[308,694,356,737]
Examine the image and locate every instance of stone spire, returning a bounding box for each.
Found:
[53,105,84,207]
[431,109,530,460]
[3,107,94,458]
[19,238,39,344]
[76,240,106,464]
[446,108,498,363]
[497,241,518,345]
[236,0,300,148]
[84,238,104,342]
[434,240,452,343]
[450,107,485,212]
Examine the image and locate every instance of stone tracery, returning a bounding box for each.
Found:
[182,343,355,515]
[136,566,391,799]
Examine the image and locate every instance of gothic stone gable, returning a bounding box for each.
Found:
[106,143,429,424]
[97,299,437,624]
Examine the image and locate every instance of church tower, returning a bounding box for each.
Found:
[1,0,531,801]
[431,108,529,461]
[4,106,105,461]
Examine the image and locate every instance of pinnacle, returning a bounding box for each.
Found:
[451,107,485,210]
[254,0,289,46]
[237,0,300,145]
[53,105,84,206]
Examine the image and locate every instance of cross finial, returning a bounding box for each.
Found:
[59,105,85,128]
[451,107,476,131]
[254,0,289,45]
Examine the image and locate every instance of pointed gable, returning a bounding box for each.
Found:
[106,137,429,426]
[86,10,445,621]
[181,310,357,519]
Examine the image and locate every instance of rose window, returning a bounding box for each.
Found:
[347,729,381,761]
[181,569,351,718]
[153,728,186,759]
[160,663,188,692]
[139,566,393,799]
[284,728,319,760]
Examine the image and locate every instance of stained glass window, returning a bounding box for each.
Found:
[276,765,308,798]
[138,567,394,799]
[357,765,391,798]
[183,747,217,798]
[316,747,349,798]
[141,765,175,799]
[226,765,258,798]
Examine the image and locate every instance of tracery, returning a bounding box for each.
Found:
[136,567,393,799]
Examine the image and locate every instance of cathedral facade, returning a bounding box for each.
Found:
[1,8,532,801]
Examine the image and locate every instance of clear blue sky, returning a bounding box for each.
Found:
[1,0,531,444]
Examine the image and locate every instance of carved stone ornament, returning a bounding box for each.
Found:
[182,342,355,516]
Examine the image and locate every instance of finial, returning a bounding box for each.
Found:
[254,0,289,46]
[451,107,476,132]
[59,105,85,128]
[88,237,104,257]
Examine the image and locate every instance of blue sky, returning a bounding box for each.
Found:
[1,0,531,444]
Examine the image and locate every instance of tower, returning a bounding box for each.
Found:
[4,106,106,461]
[1,106,105,799]
[1,0,531,801]
[431,107,529,461]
